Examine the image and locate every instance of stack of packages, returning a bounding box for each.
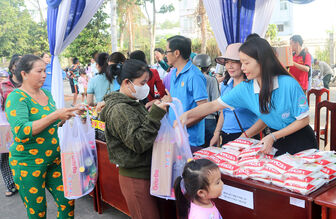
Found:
[193,138,336,196]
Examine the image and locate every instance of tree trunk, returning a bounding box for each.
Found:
[149,0,156,65]
[111,0,118,52]
[119,25,125,50]
[199,0,207,54]
[127,7,133,52]
[36,0,44,23]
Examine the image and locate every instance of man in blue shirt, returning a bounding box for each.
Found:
[41,53,52,91]
[165,35,208,152]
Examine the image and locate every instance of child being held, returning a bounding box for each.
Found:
[78,68,88,103]
[174,159,223,219]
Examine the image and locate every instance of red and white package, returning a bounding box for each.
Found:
[208,154,227,165]
[284,163,323,180]
[247,169,265,178]
[216,148,241,164]
[301,151,334,163]
[261,166,283,180]
[218,162,240,176]
[265,154,275,160]
[294,149,318,158]
[193,147,224,158]
[223,138,259,151]
[272,178,285,187]
[237,155,263,166]
[285,178,326,195]
[321,163,336,178]
[252,177,271,184]
[243,161,266,171]
[328,174,336,182]
[266,153,303,174]
[285,172,323,188]
[239,145,263,158]
[315,155,336,166]
[234,168,252,180]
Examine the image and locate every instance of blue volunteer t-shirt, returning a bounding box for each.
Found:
[218,75,309,130]
[87,73,120,102]
[168,60,208,146]
[42,63,52,91]
[220,79,257,133]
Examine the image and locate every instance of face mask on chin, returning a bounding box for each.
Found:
[128,81,150,100]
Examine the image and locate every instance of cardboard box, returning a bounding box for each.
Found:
[61,151,83,198]
[275,46,293,67]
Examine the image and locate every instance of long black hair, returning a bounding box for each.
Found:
[113,59,152,85]
[174,159,219,219]
[239,37,290,114]
[96,53,109,74]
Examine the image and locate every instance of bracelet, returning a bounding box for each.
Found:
[243,132,249,138]
[270,132,277,142]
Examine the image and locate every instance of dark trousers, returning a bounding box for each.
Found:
[270,125,318,156]
[205,118,217,147]
[323,74,332,89]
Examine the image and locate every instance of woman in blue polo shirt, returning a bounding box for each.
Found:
[210,43,258,146]
[181,37,317,156]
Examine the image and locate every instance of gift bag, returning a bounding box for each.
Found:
[150,98,193,199]
[59,113,98,199]
[0,111,12,153]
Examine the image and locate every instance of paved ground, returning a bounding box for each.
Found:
[0,81,334,219]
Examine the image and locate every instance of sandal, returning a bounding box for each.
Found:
[5,188,17,197]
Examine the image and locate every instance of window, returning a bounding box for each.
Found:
[277,24,284,32]
[280,0,288,10]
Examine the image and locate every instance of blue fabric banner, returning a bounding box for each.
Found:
[46,0,62,8]
[288,0,315,4]
[64,0,86,40]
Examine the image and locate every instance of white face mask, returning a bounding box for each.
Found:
[129,81,150,100]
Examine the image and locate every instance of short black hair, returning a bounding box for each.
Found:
[167,35,191,60]
[129,50,147,64]
[154,48,164,54]
[108,52,126,64]
[72,57,79,65]
[290,35,303,46]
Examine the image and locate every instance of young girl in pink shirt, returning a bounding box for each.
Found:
[174,159,223,219]
[78,69,88,103]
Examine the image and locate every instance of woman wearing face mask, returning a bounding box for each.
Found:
[100,59,170,219]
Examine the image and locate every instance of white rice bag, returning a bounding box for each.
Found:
[222,138,259,151]
[315,154,336,166]
[252,177,271,184]
[272,178,285,187]
[216,148,241,164]
[218,162,240,176]
[294,149,318,158]
[261,166,283,180]
[239,145,263,158]
[285,178,326,195]
[247,169,265,178]
[266,153,303,174]
[193,147,224,158]
[234,168,252,180]
[285,172,323,188]
[321,163,336,178]
[328,174,336,182]
[237,155,263,166]
[301,151,334,163]
[243,161,266,171]
[208,154,227,164]
[284,163,323,180]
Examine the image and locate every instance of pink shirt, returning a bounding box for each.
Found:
[78,76,88,88]
[188,202,222,219]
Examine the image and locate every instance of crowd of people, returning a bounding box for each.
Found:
[0,33,334,219]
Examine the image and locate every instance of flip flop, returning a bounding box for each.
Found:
[5,188,17,197]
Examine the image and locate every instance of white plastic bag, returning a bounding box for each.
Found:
[59,113,97,199]
[150,98,193,200]
[0,111,12,153]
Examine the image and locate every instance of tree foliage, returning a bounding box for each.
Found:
[0,0,48,57]
[63,7,111,65]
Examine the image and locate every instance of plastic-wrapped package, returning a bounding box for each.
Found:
[294,149,318,158]
[284,163,323,180]
[301,151,334,163]
[315,154,336,166]
[238,155,263,166]
[243,161,266,171]
[216,148,241,164]
[285,178,326,195]
[234,168,252,180]
[285,172,323,188]
[261,166,283,180]
[222,137,259,151]
[272,178,285,187]
[218,162,240,176]
[208,154,227,165]
[266,153,303,174]
[252,177,271,184]
[239,145,263,158]
[320,164,336,179]
[193,147,224,158]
